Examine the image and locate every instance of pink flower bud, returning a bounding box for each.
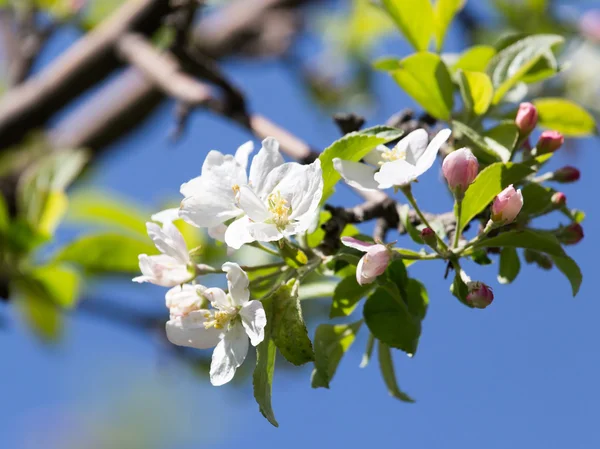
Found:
[491,185,524,224]
[420,227,437,248]
[552,166,581,183]
[515,102,538,134]
[556,223,584,245]
[356,244,391,285]
[466,282,494,309]
[442,148,479,199]
[536,130,564,154]
[580,10,600,42]
[551,192,566,207]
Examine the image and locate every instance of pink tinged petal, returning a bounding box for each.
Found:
[222,262,250,306]
[145,221,189,264]
[166,311,222,349]
[224,216,255,249]
[237,185,270,221]
[249,137,284,197]
[374,159,419,189]
[333,158,379,191]
[240,300,266,346]
[414,128,452,175]
[204,287,231,310]
[210,321,249,386]
[234,141,254,170]
[341,236,374,252]
[492,185,523,223]
[402,129,429,165]
[356,244,390,285]
[151,208,180,224]
[166,284,206,316]
[134,254,192,287]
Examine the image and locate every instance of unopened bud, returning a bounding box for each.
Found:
[442,148,479,199]
[491,185,524,225]
[466,282,494,309]
[341,237,391,286]
[556,223,584,245]
[551,192,567,207]
[536,130,564,154]
[515,102,538,134]
[552,166,581,183]
[420,227,437,248]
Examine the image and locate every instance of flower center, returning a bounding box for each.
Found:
[380,144,407,163]
[267,191,291,228]
[204,309,237,330]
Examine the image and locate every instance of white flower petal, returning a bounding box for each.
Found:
[166,284,206,316]
[374,159,419,189]
[204,287,231,310]
[180,189,241,228]
[240,300,266,346]
[341,236,373,252]
[247,222,283,243]
[151,208,180,224]
[237,185,270,222]
[210,321,249,386]
[208,223,227,242]
[363,145,387,166]
[166,311,221,349]
[403,129,429,165]
[234,141,254,170]
[249,137,284,197]
[414,128,451,175]
[333,158,378,191]
[222,262,250,306]
[224,216,255,249]
[147,222,188,262]
[133,254,192,287]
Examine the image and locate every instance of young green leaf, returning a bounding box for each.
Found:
[533,98,597,137]
[452,45,496,73]
[311,320,363,389]
[389,52,455,120]
[271,279,314,365]
[330,273,376,318]
[381,0,435,52]
[474,229,566,258]
[253,298,279,427]
[27,264,81,309]
[453,121,511,163]
[363,287,421,355]
[378,341,415,402]
[458,161,535,233]
[487,34,564,104]
[55,233,157,274]
[318,126,404,202]
[434,0,466,52]
[0,193,8,232]
[498,247,520,284]
[457,70,494,116]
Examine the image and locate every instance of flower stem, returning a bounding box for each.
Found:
[242,261,286,272]
[452,199,462,249]
[249,241,280,257]
[401,185,449,254]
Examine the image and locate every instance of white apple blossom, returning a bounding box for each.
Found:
[133,221,194,287]
[333,128,451,191]
[180,137,323,249]
[165,263,266,386]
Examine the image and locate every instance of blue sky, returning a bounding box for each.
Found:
[1,3,599,448]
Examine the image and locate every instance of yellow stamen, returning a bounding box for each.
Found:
[267,191,291,228]
[380,144,407,163]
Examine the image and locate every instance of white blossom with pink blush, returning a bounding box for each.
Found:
[333,128,451,191]
[491,185,524,224]
[133,222,195,287]
[342,237,391,285]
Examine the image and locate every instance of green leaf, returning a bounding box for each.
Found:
[484,123,519,158]
[306,210,359,248]
[378,341,415,402]
[474,229,566,257]
[364,287,421,355]
[27,264,81,308]
[453,121,511,163]
[311,320,363,389]
[360,333,375,368]
[389,52,455,120]
[15,292,62,342]
[452,45,496,73]
[487,34,564,104]
[550,254,582,297]
[382,0,435,51]
[330,273,376,318]
[252,298,279,427]
[299,281,337,300]
[457,70,494,116]
[271,279,314,365]
[532,98,597,137]
[398,204,424,244]
[0,193,8,232]
[450,267,471,306]
[82,0,121,29]
[520,183,554,218]
[55,233,157,274]
[459,162,534,233]
[319,126,404,202]
[498,247,520,284]
[405,278,429,320]
[434,0,466,52]
[67,192,148,236]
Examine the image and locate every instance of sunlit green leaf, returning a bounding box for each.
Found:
[457,70,494,116]
[311,320,363,388]
[453,121,511,163]
[453,45,496,73]
[434,0,466,52]
[533,98,597,137]
[382,0,435,51]
[474,229,566,257]
[330,273,376,318]
[27,264,81,309]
